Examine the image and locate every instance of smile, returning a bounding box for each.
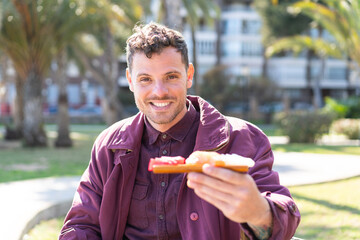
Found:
[152,102,170,107]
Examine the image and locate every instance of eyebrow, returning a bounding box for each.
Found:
[136,71,182,78]
[165,71,182,75]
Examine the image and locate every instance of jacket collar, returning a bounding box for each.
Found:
[106,96,230,152]
[188,96,230,151]
[106,112,145,151]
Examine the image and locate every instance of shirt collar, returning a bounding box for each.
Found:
[144,99,197,145]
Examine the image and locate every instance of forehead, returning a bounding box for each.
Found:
[131,47,186,75]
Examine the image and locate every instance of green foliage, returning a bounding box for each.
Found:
[288,0,360,68]
[200,65,281,115]
[331,118,360,140]
[200,65,242,112]
[324,96,360,119]
[247,76,280,103]
[323,96,349,118]
[254,0,312,46]
[274,110,336,143]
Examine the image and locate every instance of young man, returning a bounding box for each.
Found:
[59,22,300,240]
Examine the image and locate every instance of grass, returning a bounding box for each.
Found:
[272,144,360,155]
[23,217,64,240]
[26,176,360,240]
[0,124,106,183]
[290,176,360,240]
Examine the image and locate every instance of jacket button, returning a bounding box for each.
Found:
[190,212,199,221]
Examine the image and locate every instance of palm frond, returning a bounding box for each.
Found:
[266,35,343,59]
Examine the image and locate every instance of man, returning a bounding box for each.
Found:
[59,22,300,240]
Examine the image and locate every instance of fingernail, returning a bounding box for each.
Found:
[202,164,212,174]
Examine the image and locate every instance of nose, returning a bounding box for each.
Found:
[153,80,168,97]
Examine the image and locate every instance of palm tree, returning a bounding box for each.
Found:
[159,0,183,30]
[49,0,95,147]
[72,0,145,125]
[182,0,220,94]
[266,0,360,107]
[0,0,55,146]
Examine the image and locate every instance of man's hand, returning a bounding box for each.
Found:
[187,164,273,239]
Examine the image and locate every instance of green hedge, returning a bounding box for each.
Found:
[274,110,335,143]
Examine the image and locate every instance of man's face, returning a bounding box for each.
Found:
[126,47,194,132]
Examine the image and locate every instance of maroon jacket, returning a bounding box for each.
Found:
[60,96,300,240]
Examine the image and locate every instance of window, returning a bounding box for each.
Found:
[222,41,241,57]
[197,41,215,55]
[241,20,261,35]
[222,19,240,35]
[328,67,346,80]
[241,42,262,56]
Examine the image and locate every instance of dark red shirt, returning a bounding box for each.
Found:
[124,101,200,240]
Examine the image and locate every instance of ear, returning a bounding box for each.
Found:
[186,63,194,89]
[126,68,134,92]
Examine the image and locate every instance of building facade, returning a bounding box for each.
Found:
[183,3,360,110]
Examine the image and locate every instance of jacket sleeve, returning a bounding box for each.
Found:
[235,124,301,239]
[59,134,111,239]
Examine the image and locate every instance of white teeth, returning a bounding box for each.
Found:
[153,102,170,107]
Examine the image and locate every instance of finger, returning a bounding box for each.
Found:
[187,171,237,195]
[188,166,251,195]
[202,164,249,185]
[187,175,245,205]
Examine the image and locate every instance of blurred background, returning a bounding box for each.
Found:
[0,0,359,239]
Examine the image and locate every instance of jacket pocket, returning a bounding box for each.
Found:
[127,183,149,229]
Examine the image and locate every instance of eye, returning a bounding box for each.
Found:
[167,74,178,80]
[139,77,151,83]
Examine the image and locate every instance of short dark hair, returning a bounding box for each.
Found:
[126,22,189,72]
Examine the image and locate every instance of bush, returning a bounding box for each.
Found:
[324,96,360,119]
[274,110,335,143]
[331,119,360,140]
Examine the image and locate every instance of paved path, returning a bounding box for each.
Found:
[0,152,359,240]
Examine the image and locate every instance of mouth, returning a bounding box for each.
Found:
[151,102,170,108]
[150,101,171,109]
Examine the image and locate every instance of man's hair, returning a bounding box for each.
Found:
[126,22,189,72]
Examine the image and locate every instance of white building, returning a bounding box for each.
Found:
[183,3,360,109]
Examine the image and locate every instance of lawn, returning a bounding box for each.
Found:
[272,144,360,155]
[0,124,106,183]
[290,177,360,240]
[25,176,360,240]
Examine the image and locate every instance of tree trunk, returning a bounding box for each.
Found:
[55,50,72,147]
[344,56,351,98]
[261,48,268,79]
[305,49,314,104]
[313,56,325,109]
[190,24,199,95]
[163,0,182,30]
[102,27,123,125]
[23,67,47,147]
[313,27,324,109]
[13,75,24,137]
[215,0,223,66]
